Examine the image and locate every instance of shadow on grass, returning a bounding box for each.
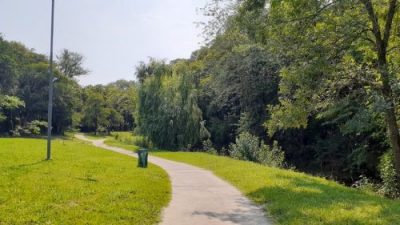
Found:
[8,160,48,170]
[248,175,400,225]
[5,160,49,179]
[77,176,98,183]
[0,135,72,141]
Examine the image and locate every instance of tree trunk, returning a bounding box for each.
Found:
[384,105,400,175]
[94,117,98,135]
[381,69,400,176]
[361,0,400,177]
[9,111,14,131]
[377,33,400,177]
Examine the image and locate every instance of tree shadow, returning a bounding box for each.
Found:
[77,176,98,183]
[5,160,48,179]
[8,160,47,170]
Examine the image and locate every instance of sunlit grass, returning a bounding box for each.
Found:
[79,132,108,140]
[151,152,400,225]
[0,138,170,225]
[100,132,150,152]
[104,138,140,152]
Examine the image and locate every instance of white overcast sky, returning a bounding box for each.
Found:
[0,0,208,85]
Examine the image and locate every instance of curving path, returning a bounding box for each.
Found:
[75,134,272,225]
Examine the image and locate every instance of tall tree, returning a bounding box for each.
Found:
[266,0,400,177]
[136,61,206,149]
[359,0,400,179]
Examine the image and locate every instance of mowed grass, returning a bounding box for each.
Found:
[151,152,400,225]
[0,138,170,225]
[103,132,149,152]
[104,138,140,152]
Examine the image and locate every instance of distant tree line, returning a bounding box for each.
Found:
[0,36,136,136]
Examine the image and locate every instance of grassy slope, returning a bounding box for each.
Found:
[104,138,140,152]
[0,138,170,225]
[151,152,400,225]
[103,132,147,152]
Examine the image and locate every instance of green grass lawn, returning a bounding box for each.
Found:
[150,152,400,225]
[104,138,140,152]
[0,138,170,225]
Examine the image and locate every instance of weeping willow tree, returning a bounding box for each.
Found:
[136,60,209,150]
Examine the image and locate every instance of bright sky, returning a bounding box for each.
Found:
[0,0,208,85]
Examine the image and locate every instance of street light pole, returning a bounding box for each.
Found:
[47,0,55,160]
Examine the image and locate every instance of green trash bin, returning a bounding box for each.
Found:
[137,149,148,168]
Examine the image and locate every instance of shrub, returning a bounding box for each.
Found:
[111,132,152,148]
[259,141,286,168]
[26,120,47,135]
[229,132,285,168]
[229,132,260,162]
[351,175,377,193]
[378,151,400,199]
[202,139,217,155]
[95,126,108,135]
[10,120,47,137]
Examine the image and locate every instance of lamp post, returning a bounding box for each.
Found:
[47,0,55,160]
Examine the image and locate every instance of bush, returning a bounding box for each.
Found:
[10,120,47,137]
[111,132,152,148]
[229,132,260,162]
[351,175,377,193]
[378,151,400,199]
[95,126,108,135]
[259,141,286,168]
[229,132,285,168]
[202,139,217,155]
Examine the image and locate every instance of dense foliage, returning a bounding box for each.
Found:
[0,36,81,135]
[79,80,137,134]
[0,36,136,136]
[133,0,400,196]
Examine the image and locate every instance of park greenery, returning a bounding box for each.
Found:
[99,133,400,225]
[132,0,400,199]
[1,0,400,216]
[0,138,170,225]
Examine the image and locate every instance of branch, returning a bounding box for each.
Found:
[360,0,383,43]
[383,0,398,47]
[278,1,336,24]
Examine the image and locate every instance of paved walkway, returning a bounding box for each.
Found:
[75,134,272,225]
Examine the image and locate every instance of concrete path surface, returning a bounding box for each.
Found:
[75,134,272,225]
